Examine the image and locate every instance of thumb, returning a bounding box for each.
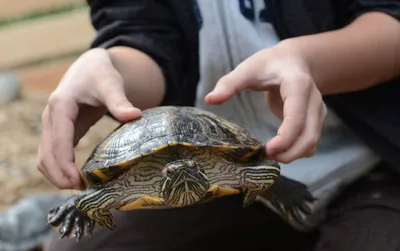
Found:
[98,79,142,122]
[205,52,265,104]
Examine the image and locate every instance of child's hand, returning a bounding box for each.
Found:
[205,42,327,163]
[36,48,141,190]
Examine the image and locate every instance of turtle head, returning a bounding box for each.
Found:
[160,159,210,207]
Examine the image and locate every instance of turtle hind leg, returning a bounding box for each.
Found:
[255,175,319,232]
[48,196,95,242]
[48,188,118,241]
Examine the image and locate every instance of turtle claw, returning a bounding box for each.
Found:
[48,202,95,241]
[286,201,319,230]
[255,176,320,232]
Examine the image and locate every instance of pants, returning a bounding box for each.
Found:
[44,162,400,251]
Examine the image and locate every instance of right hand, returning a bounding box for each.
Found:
[36,48,141,190]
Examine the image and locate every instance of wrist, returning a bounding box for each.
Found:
[105,46,165,109]
[273,38,314,81]
[275,13,400,95]
[79,48,121,85]
[276,35,347,95]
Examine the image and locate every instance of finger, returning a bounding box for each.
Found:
[272,89,325,163]
[265,76,312,155]
[73,105,107,147]
[37,107,74,189]
[48,95,83,189]
[97,77,141,122]
[205,52,265,104]
[265,89,283,120]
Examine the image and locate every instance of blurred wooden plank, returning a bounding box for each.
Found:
[12,57,77,93]
[0,0,85,20]
[0,8,95,69]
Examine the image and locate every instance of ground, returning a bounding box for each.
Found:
[0,89,119,212]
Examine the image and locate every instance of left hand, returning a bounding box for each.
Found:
[205,42,327,163]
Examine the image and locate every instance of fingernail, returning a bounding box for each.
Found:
[127,107,141,113]
[266,146,277,156]
[206,91,215,97]
[266,155,276,161]
[120,106,134,111]
[116,101,133,109]
[68,178,79,189]
[211,87,222,94]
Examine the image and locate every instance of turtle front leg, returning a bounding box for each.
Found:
[238,162,281,207]
[48,188,117,241]
[48,192,95,241]
[255,175,319,232]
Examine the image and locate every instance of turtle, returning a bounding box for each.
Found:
[47,106,318,241]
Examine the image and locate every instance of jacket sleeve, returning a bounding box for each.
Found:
[325,0,400,170]
[338,0,400,25]
[86,0,200,107]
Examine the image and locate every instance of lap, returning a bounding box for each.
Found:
[44,194,315,251]
[314,163,400,251]
[44,162,400,251]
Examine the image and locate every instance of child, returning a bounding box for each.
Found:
[40,1,400,250]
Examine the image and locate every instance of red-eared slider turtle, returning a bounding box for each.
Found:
[47,106,317,241]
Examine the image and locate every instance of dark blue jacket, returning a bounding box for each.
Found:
[87,0,400,171]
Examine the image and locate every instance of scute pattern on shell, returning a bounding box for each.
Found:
[82,106,263,177]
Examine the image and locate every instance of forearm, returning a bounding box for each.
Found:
[107,46,165,110]
[88,0,188,109]
[282,12,400,95]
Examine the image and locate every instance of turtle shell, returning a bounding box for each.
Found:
[81,106,265,187]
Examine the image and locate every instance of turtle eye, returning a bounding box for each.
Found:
[188,160,198,166]
[162,168,173,176]
[190,161,199,168]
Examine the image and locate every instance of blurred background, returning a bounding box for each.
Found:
[0,1,119,250]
